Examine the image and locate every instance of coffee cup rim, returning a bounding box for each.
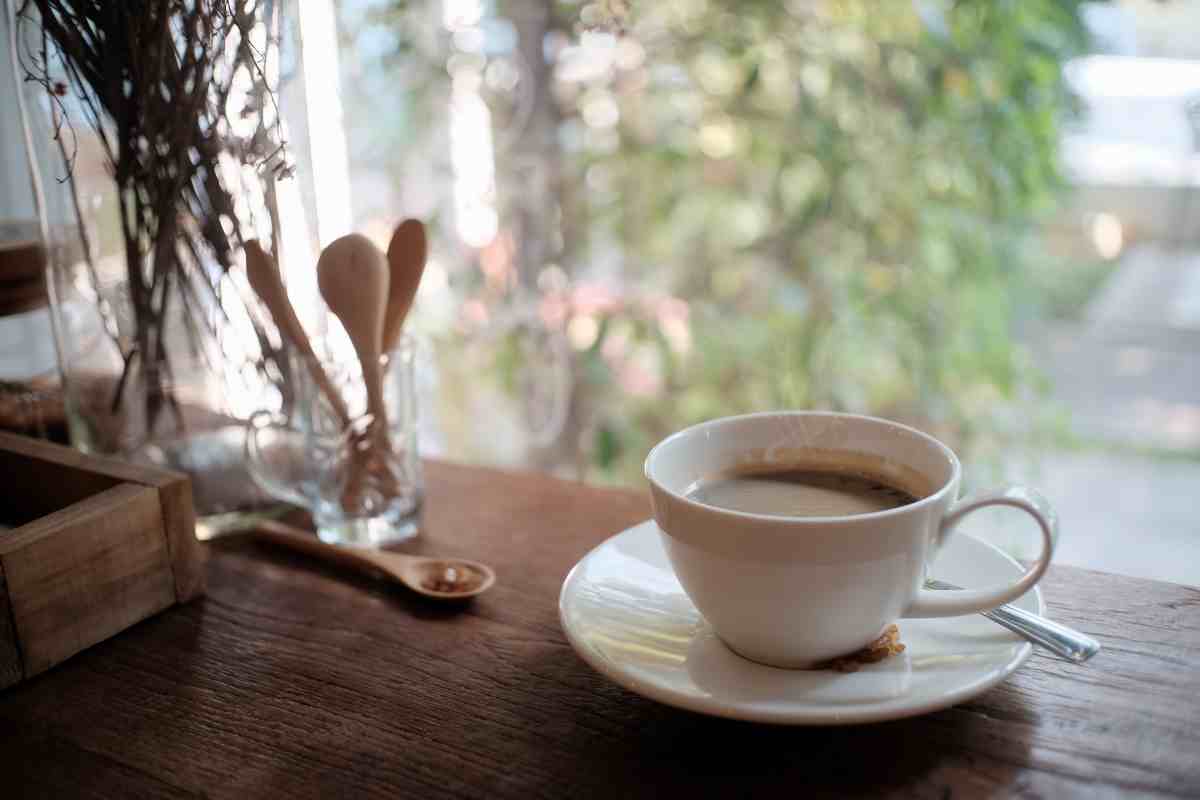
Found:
[643,411,961,525]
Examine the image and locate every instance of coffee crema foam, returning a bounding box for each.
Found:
[683,450,936,519]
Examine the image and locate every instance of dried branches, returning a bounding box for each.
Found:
[16,0,290,434]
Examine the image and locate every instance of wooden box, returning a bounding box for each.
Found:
[0,431,204,689]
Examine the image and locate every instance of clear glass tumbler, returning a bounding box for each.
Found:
[245,337,423,546]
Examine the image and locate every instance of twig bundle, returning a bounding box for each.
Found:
[16,0,288,435]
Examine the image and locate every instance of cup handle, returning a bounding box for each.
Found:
[244,409,309,508]
[904,485,1058,618]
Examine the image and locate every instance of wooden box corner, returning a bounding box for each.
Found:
[0,432,206,689]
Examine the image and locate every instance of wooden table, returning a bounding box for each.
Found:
[1,461,1198,798]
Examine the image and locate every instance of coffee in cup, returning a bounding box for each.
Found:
[683,450,936,518]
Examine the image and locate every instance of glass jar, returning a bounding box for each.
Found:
[246,336,424,546]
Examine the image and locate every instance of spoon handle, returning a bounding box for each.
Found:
[251,519,398,580]
[926,579,1100,663]
[244,241,352,427]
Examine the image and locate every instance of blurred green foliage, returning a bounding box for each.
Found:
[339,0,1091,483]
[562,0,1090,482]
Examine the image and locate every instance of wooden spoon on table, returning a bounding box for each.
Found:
[244,240,351,428]
[232,519,495,600]
[381,219,427,354]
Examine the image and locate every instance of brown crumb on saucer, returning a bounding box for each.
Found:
[815,624,906,673]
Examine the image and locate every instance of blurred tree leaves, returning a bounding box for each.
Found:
[339,0,1090,482]
[559,0,1089,481]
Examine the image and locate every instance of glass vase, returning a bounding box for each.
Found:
[52,260,283,516]
[9,1,306,518]
[1,6,68,442]
[10,92,283,518]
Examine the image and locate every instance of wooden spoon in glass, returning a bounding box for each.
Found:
[316,234,390,433]
[249,519,495,600]
[244,240,351,428]
[381,218,427,353]
[316,234,399,507]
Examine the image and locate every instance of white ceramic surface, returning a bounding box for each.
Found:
[559,520,1043,726]
[645,411,1057,667]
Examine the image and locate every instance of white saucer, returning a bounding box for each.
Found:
[559,520,1043,725]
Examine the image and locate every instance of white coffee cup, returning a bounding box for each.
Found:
[645,411,1058,669]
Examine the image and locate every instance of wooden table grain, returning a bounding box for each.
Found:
[1,461,1197,799]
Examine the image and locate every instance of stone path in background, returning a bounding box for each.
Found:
[964,450,1200,588]
[977,243,1200,587]
[1038,244,1200,451]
